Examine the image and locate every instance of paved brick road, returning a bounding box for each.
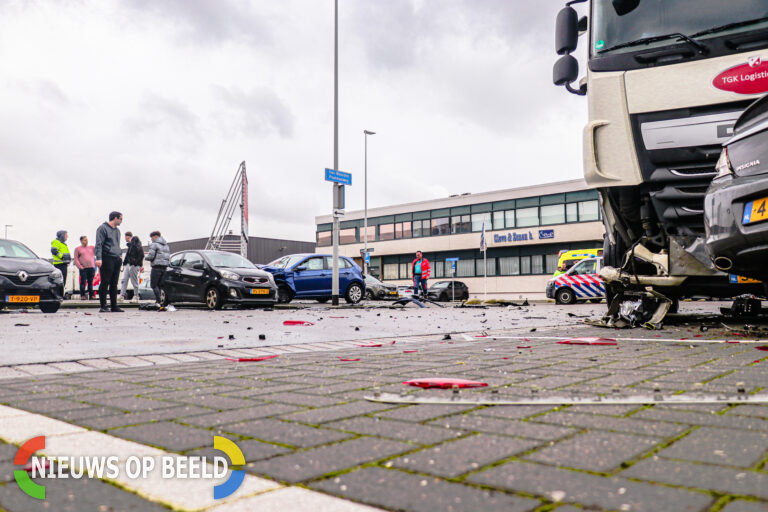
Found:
[2,315,768,511]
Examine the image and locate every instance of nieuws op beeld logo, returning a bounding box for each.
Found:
[14,435,245,500]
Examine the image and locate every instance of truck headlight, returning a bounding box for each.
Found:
[49,268,63,284]
[714,147,733,180]
[219,270,240,281]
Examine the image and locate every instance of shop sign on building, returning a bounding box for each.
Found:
[493,229,555,244]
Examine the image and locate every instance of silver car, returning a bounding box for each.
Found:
[364,274,398,300]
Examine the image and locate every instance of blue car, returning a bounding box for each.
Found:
[262,253,366,304]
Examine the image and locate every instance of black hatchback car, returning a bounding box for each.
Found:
[161,250,276,309]
[704,94,768,282]
[0,239,64,313]
[426,281,469,302]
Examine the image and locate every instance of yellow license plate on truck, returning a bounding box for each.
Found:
[250,289,269,295]
[6,295,39,303]
[743,197,768,224]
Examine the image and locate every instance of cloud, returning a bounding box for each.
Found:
[123,0,273,46]
[213,86,295,138]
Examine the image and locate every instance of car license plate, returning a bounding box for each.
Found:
[249,288,269,295]
[6,295,39,303]
[743,197,768,224]
[729,274,761,284]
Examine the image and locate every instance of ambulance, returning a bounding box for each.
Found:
[546,257,605,304]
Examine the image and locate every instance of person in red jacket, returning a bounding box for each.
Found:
[412,251,431,299]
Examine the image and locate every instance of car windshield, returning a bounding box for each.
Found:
[592,0,768,56]
[268,255,307,269]
[431,282,450,289]
[0,240,37,258]
[205,252,256,269]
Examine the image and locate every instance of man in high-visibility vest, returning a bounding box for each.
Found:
[50,230,71,287]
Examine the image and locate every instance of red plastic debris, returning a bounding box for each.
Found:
[756,346,768,351]
[283,320,314,326]
[390,340,397,344]
[403,377,488,389]
[726,340,740,344]
[225,355,279,362]
[694,334,703,338]
[558,337,618,346]
[517,345,532,349]
[338,357,360,361]
[475,335,487,338]
[403,350,418,353]
[355,343,382,347]
[502,357,510,360]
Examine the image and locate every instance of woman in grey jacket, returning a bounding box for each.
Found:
[145,231,170,303]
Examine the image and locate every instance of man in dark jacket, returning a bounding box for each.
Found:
[120,232,144,303]
[145,231,170,305]
[95,211,124,313]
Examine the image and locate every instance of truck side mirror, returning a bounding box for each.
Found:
[553,55,587,96]
[555,6,579,55]
[553,55,579,86]
[612,0,640,16]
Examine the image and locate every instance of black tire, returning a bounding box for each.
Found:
[589,298,602,304]
[556,287,577,305]
[462,291,469,300]
[39,302,60,313]
[366,290,375,301]
[160,289,169,307]
[439,292,448,302]
[669,298,679,314]
[604,230,626,269]
[277,285,294,304]
[205,287,223,310]
[345,283,364,304]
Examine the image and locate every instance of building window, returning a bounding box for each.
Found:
[566,203,578,223]
[431,217,450,236]
[516,207,539,227]
[339,228,357,244]
[499,256,519,275]
[451,215,471,234]
[540,204,565,225]
[395,223,404,239]
[402,222,412,238]
[578,200,600,221]
[383,264,399,280]
[413,219,429,238]
[399,263,411,279]
[520,255,531,274]
[433,260,445,278]
[456,259,474,277]
[360,225,375,243]
[379,224,395,241]
[475,257,496,276]
[531,255,544,274]
[505,210,515,229]
[492,211,505,230]
[317,231,331,246]
[471,213,491,232]
[545,254,558,274]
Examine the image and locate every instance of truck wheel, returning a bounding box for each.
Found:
[556,288,576,305]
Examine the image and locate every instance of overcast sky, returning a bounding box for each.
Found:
[0,0,587,258]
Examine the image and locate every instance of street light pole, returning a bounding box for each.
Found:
[363,130,375,275]
[331,0,340,306]
[3,225,11,239]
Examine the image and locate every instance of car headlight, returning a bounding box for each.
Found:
[219,270,240,281]
[714,147,733,180]
[49,268,63,284]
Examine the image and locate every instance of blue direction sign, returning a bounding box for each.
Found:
[445,257,459,262]
[325,168,352,185]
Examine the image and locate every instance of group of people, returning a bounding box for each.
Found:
[50,212,170,313]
